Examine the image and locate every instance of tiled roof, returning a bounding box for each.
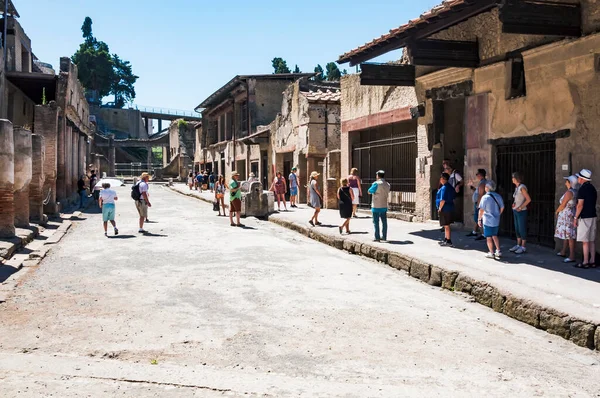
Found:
[338,0,488,64]
[303,89,341,103]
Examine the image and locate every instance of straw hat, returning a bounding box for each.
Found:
[576,169,592,181]
[310,171,320,178]
[232,171,240,177]
[140,172,152,180]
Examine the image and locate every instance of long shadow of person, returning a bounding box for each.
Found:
[141,231,168,237]
[108,235,136,239]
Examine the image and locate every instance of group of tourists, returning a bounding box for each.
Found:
[436,160,597,269]
[189,171,215,192]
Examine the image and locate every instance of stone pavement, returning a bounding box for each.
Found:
[268,205,600,350]
[169,183,230,208]
[0,185,598,397]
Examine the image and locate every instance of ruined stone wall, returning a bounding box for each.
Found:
[307,103,341,156]
[94,107,148,139]
[29,134,45,223]
[5,80,35,128]
[13,127,32,228]
[0,120,15,237]
[253,79,296,129]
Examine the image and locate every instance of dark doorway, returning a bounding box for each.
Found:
[261,150,268,189]
[283,160,292,201]
[496,139,556,247]
[220,152,225,178]
[352,120,417,213]
[443,98,466,223]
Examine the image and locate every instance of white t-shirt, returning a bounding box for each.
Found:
[100,188,117,204]
[138,181,149,203]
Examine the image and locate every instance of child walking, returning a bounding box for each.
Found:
[99,183,119,237]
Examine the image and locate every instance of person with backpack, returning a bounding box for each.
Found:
[132,172,152,233]
[478,181,505,259]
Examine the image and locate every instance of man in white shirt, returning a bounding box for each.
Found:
[136,172,152,233]
[99,183,118,237]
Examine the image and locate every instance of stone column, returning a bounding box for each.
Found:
[34,103,60,214]
[79,135,86,179]
[72,130,79,197]
[108,136,116,176]
[29,134,45,223]
[147,147,152,170]
[13,127,32,228]
[64,124,72,201]
[56,115,66,204]
[0,120,15,238]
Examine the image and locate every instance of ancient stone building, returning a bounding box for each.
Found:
[194,73,313,183]
[338,0,600,247]
[267,79,341,207]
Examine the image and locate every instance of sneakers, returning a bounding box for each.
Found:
[495,250,502,259]
[439,239,454,247]
[138,228,146,233]
[104,232,108,237]
[485,252,495,259]
[114,228,119,236]
[515,246,527,254]
[509,245,520,252]
[309,220,315,227]
[466,231,477,237]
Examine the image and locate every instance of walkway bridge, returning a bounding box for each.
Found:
[133,105,202,122]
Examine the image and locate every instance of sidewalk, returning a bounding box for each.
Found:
[268,205,600,351]
[167,182,599,350]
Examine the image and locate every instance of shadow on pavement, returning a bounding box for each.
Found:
[145,220,159,224]
[0,265,18,284]
[109,235,136,239]
[141,232,168,237]
[410,227,600,284]
[348,231,369,235]
[386,240,414,245]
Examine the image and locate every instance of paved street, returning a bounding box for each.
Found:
[0,185,599,397]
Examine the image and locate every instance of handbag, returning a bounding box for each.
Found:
[213,201,219,211]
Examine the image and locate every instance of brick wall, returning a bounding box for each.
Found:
[0,120,15,237]
[13,127,32,228]
[29,134,45,222]
[34,103,59,214]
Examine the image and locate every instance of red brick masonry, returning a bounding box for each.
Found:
[341,106,412,133]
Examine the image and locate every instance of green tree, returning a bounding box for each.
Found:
[313,64,324,81]
[272,57,291,74]
[325,62,342,81]
[293,64,301,73]
[111,55,138,108]
[72,17,138,108]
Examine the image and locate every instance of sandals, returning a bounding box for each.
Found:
[556,252,566,257]
[563,258,575,263]
[338,226,343,235]
[574,263,590,269]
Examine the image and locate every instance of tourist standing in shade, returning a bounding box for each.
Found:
[437,172,456,247]
[510,172,531,255]
[574,169,597,268]
[229,171,244,227]
[348,168,362,218]
[99,182,119,237]
[555,175,578,263]
[478,180,504,259]
[368,170,391,242]
[467,169,487,240]
[77,175,87,209]
[270,171,287,212]
[308,171,322,227]
[337,178,355,234]
[289,167,299,208]
[215,175,227,217]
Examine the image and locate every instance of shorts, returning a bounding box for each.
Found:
[290,187,298,196]
[102,203,115,221]
[351,187,360,205]
[210,183,215,190]
[577,217,597,242]
[439,211,453,226]
[230,198,242,213]
[483,225,499,238]
[135,200,148,218]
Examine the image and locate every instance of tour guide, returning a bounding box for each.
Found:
[229,171,245,228]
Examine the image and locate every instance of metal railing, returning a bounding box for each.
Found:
[133,105,200,118]
[114,162,163,178]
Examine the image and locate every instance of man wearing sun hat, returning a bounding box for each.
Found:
[135,172,152,233]
[229,171,244,227]
[574,169,597,268]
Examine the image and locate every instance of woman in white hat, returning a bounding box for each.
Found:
[554,175,578,263]
[308,171,322,226]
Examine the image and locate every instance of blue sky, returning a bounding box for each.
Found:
[19,0,440,112]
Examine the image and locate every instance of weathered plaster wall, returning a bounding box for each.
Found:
[340,74,417,123]
[13,127,32,228]
[0,120,15,237]
[253,79,297,129]
[5,80,35,128]
[94,107,148,139]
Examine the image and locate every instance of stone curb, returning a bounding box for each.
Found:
[166,185,229,209]
[268,216,600,351]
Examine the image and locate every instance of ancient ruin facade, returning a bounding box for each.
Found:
[195,73,313,183]
[338,0,600,248]
[268,79,341,207]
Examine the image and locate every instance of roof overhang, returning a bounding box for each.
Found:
[0,0,19,17]
[6,71,57,104]
[337,0,499,66]
[239,127,270,145]
[195,73,317,111]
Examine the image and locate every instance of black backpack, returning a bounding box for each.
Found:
[131,182,142,201]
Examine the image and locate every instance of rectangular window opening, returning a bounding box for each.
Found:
[507,55,526,100]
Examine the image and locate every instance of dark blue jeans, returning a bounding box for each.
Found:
[79,190,86,208]
[372,211,388,240]
[513,210,527,239]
